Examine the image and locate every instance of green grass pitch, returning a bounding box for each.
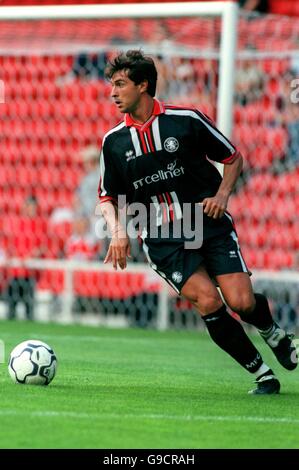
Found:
[0,320,298,449]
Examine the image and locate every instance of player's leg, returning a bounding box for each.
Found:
[181,265,279,394]
[216,272,298,371]
[143,232,278,393]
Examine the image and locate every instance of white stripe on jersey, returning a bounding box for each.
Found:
[103,121,125,142]
[99,148,107,196]
[152,117,162,151]
[143,132,151,153]
[229,230,247,272]
[151,195,163,226]
[170,191,183,220]
[130,127,142,157]
[165,108,235,153]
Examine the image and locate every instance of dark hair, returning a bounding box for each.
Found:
[105,50,157,97]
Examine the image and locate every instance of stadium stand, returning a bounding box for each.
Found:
[0,2,298,324]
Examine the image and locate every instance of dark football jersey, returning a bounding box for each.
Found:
[99,99,239,239]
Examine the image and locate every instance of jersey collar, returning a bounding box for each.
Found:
[124,99,165,131]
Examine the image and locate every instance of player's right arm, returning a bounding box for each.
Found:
[98,138,131,270]
[100,200,131,270]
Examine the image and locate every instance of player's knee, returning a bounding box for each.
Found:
[193,293,223,315]
[228,292,255,315]
[200,297,223,315]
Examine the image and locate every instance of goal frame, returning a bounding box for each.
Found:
[0,1,238,137]
[0,2,239,329]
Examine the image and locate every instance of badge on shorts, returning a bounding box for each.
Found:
[164,137,179,153]
[172,271,183,283]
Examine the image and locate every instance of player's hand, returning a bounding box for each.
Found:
[202,193,229,219]
[104,233,131,270]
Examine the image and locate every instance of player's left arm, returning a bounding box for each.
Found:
[191,110,243,219]
[203,151,243,219]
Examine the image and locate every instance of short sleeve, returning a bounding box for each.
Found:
[192,110,238,164]
[98,139,120,204]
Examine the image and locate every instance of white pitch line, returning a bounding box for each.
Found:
[0,409,299,425]
[1,332,197,346]
[0,332,157,344]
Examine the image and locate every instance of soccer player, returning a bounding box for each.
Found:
[98,50,297,394]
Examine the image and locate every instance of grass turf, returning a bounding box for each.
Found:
[0,320,298,449]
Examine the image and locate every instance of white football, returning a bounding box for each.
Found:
[8,340,57,385]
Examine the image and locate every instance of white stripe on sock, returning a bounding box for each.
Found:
[254,363,271,378]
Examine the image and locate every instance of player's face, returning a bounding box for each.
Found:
[110,70,146,114]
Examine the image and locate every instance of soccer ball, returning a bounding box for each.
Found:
[8,340,57,385]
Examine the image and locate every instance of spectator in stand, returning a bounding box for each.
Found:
[293,251,299,271]
[48,145,101,257]
[74,143,108,257]
[235,58,265,106]
[166,57,199,105]
[285,103,299,170]
[285,74,299,169]
[65,214,99,262]
[5,196,47,320]
[274,70,299,171]
[72,52,108,81]
[57,51,108,85]
[75,144,100,219]
[237,0,269,13]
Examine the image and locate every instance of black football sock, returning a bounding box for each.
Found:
[238,293,274,331]
[254,362,274,379]
[203,305,264,373]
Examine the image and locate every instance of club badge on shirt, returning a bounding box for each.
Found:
[164,137,179,153]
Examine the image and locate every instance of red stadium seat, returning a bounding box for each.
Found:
[1,7,298,291]
[72,271,160,298]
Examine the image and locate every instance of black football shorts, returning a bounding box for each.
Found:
[142,229,249,294]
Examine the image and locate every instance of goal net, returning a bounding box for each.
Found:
[0,3,298,331]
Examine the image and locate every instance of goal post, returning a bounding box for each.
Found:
[0,1,238,137]
[0,2,240,329]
